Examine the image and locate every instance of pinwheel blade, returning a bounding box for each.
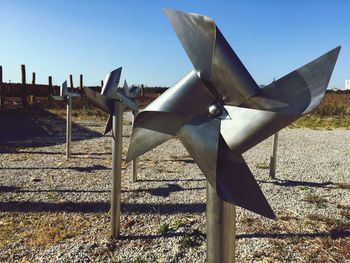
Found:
[126,111,190,162]
[164,8,259,105]
[177,117,275,218]
[60,81,68,97]
[129,86,141,99]
[84,87,114,113]
[103,114,113,135]
[216,136,276,219]
[220,106,297,154]
[101,67,122,98]
[145,70,215,116]
[126,70,216,162]
[221,47,341,153]
[177,117,220,187]
[116,90,138,111]
[123,80,130,97]
[243,46,341,114]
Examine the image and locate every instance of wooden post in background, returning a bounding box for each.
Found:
[79,74,83,92]
[21,64,27,107]
[140,84,144,97]
[31,72,36,104]
[48,76,53,102]
[0,66,3,109]
[69,74,74,89]
[101,80,104,88]
[48,76,53,88]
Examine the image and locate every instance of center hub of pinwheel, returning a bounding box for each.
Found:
[208,104,222,117]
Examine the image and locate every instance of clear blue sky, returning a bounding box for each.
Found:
[1,0,349,89]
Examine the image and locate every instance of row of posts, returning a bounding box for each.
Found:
[0,64,86,108]
[0,65,147,109]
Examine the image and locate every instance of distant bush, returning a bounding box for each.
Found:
[313,91,350,117]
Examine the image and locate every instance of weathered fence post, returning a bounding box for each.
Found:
[0,66,3,109]
[48,76,53,102]
[140,84,144,97]
[269,132,279,179]
[21,64,27,107]
[79,74,83,92]
[101,80,104,88]
[69,75,74,89]
[31,72,36,104]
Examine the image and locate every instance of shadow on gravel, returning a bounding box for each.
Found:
[0,185,20,192]
[0,150,111,156]
[0,201,206,214]
[0,108,102,152]
[1,183,203,196]
[5,187,109,194]
[0,164,109,173]
[258,179,338,189]
[236,231,350,240]
[119,232,186,240]
[163,159,195,164]
[138,178,205,183]
[123,184,205,197]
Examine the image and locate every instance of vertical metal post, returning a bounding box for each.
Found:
[111,101,123,239]
[206,182,235,263]
[269,132,279,179]
[132,109,138,182]
[66,95,72,159]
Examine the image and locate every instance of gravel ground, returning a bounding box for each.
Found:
[0,109,349,262]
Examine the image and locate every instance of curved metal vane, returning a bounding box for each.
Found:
[84,67,139,134]
[126,9,340,218]
[52,80,81,101]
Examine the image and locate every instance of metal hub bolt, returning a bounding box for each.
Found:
[208,104,222,117]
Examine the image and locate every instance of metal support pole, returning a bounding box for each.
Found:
[206,182,235,263]
[132,109,138,182]
[269,132,279,179]
[111,101,123,239]
[66,95,72,159]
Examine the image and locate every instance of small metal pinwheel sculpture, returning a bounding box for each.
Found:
[52,81,81,158]
[84,67,138,238]
[125,9,340,261]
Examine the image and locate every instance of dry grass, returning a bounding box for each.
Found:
[302,193,329,208]
[240,212,350,262]
[290,91,350,129]
[333,182,350,190]
[256,163,270,169]
[0,213,100,249]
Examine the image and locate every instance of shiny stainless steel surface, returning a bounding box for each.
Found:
[52,81,81,159]
[269,132,279,179]
[66,95,72,159]
[206,182,235,263]
[126,70,214,162]
[60,80,68,97]
[101,68,122,98]
[126,9,341,220]
[163,8,259,106]
[84,68,140,239]
[111,102,123,239]
[132,109,138,183]
[84,68,139,135]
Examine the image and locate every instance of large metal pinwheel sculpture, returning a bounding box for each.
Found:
[84,68,138,238]
[126,9,340,262]
[52,81,81,158]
